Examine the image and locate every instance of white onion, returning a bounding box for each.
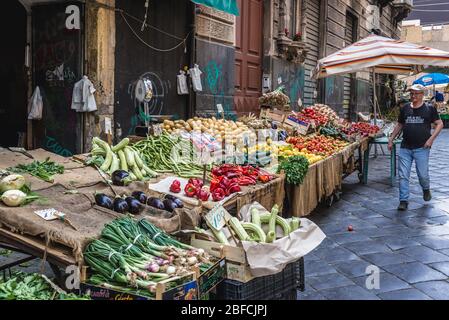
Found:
[1,190,27,207]
[0,175,25,193]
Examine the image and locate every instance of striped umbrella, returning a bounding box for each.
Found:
[312,34,449,79]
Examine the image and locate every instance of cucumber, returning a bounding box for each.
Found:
[131,165,144,181]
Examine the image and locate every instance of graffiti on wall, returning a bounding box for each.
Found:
[203,60,237,121]
[44,136,73,157]
[274,68,303,111]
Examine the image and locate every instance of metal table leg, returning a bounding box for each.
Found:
[362,146,370,185]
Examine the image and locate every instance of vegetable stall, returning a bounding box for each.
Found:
[0,100,379,300]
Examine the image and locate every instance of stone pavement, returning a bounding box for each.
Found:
[298,129,449,300]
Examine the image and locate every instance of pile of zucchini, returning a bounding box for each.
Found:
[212,205,301,244]
[91,137,158,181]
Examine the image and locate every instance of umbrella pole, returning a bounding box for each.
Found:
[372,69,378,157]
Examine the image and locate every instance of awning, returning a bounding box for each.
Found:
[312,34,449,79]
[191,0,239,16]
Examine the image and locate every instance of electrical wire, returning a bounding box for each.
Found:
[117,9,186,41]
[119,10,193,52]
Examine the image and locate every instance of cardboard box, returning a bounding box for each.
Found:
[80,272,198,300]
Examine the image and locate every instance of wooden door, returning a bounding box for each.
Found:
[234,0,263,115]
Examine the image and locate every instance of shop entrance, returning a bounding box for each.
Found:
[0,1,28,147]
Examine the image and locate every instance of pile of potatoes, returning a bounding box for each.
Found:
[163,117,257,143]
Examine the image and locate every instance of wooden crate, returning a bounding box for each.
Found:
[80,268,198,300]
[191,236,255,283]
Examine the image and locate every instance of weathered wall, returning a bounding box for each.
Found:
[195,5,236,118]
[402,24,449,52]
[85,0,115,151]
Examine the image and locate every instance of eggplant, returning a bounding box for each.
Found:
[111,170,131,186]
[132,191,147,204]
[164,194,184,208]
[113,197,129,214]
[147,197,165,210]
[163,199,178,212]
[125,196,144,215]
[95,193,113,210]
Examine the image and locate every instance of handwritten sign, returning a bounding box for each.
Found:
[285,116,310,136]
[205,205,232,231]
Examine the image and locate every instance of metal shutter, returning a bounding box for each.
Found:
[304,0,321,106]
[343,13,355,119]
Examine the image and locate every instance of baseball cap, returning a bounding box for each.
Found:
[408,84,426,92]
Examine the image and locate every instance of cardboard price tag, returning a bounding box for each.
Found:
[285,116,310,135]
[205,205,232,231]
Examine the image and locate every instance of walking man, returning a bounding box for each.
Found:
[388,84,444,211]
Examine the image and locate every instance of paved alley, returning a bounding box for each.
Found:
[299,129,449,300]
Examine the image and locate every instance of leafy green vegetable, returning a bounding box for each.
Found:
[8,158,64,183]
[0,272,90,300]
[277,155,309,185]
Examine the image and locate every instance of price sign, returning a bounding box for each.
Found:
[205,205,232,231]
[153,124,163,136]
[216,104,224,114]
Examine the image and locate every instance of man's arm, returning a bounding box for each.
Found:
[424,119,444,149]
[388,123,403,151]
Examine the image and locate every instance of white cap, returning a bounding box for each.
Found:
[408,84,426,92]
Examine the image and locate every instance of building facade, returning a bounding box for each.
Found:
[1,0,411,155]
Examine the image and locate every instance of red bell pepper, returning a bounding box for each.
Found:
[210,178,221,192]
[242,166,260,178]
[227,184,241,195]
[212,188,226,202]
[170,180,181,193]
[184,183,197,198]
[196,188,210,202]
[238,176,257,186]
[188,178,204,189]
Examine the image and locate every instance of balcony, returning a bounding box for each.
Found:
[392,0,413,23]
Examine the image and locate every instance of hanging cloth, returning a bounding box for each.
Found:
[177,71,189,95]
[71,76,98,112]
[189,64,203,92]
[28,86,43,120]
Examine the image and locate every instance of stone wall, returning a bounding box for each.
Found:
[85,0,115,151]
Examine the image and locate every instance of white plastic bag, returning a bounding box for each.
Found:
[189,64,203,92]
[177,71,189,95]
[28,86,43,120]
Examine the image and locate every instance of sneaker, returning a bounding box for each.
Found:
[397,201,408,211]
[423,190,432,202]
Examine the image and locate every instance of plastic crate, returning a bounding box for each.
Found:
[213,257,304,300]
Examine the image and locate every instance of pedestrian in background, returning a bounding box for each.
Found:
[388,84,444,211]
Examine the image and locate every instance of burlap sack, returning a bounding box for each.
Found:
[0,184,120,263]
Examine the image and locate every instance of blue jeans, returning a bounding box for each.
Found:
[398,148,430,202]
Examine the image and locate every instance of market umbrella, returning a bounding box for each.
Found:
[312,34,449,122]
[413,73,449,86]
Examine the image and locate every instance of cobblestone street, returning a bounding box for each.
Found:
[2,131,449,299]
[299,129,449,300]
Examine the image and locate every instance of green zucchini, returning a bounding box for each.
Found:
[242,222,266,243]
[111,138,129,152]
[117,150,128,172]
[229,217,251,241]
[124,147,136,168]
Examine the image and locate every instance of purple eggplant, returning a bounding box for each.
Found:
[164,194,183,208]
[95,193,113,210]
[125,196,144,215]
[132,191,147,204]
[163,199,178,212]
[113,197,129,214]
[147,197,165,210]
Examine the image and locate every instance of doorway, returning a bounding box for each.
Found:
[234,0,263,115]
[0,1,28,147]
